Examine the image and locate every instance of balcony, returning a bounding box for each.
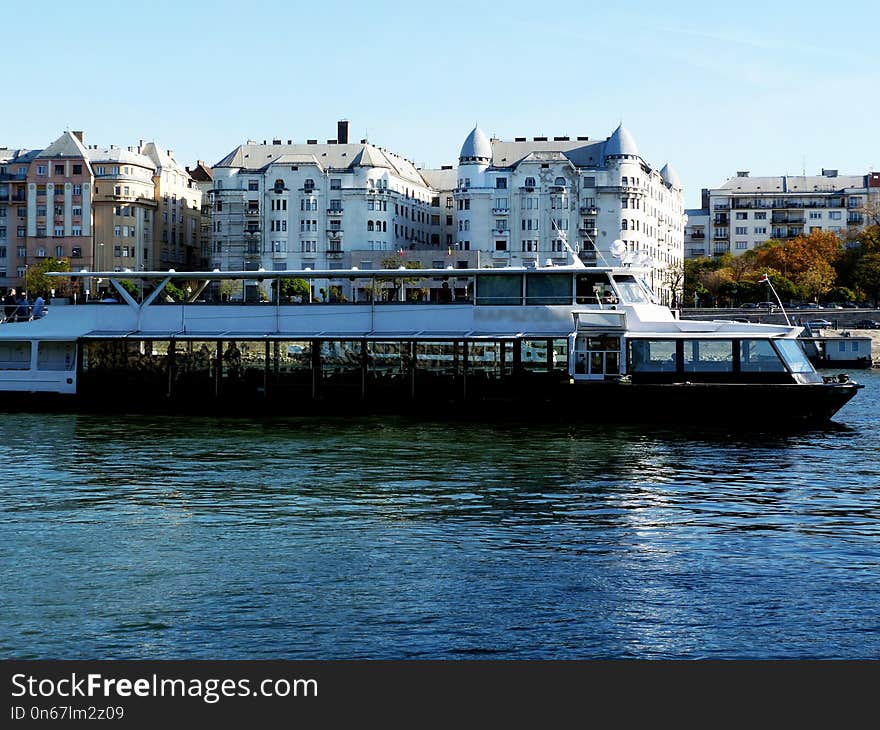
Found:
[272,249,287,259]
[245,208,260,216]
[327,207,344,216]
[689,231,705,239]
[687,248,706,256]
[713,232,729,240]
[714,216,729,225]
[579,227,598,237]
[327,229,343,238]
[848,215,864,225]
[492,228,510,236]
[713,204,730,210]
[492,207,510,215]
[492,250,510,258]
[327,251,344,259]
[301,250,317,258]
[579,204,598,215]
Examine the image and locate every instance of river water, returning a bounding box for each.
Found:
[2,371,879,659]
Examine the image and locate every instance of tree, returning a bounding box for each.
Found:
[279,278,310,302]
[855,252,880,307]
[25,257,71,298]
[659,261,685,308]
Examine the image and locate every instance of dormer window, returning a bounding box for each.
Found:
[303,178,315,193]
[274,178,284,192]
[524,177,536,188]
[554,177,566,186]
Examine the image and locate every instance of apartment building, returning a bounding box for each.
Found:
[687,170,880,259]
[453,124,686,304]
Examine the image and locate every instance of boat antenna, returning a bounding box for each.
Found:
[759,273,791,326]
[550,219,586,269]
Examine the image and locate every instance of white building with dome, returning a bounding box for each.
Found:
[204,121,685,303]
[452,123,686,304]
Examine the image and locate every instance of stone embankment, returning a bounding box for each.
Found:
[680,308,880,363]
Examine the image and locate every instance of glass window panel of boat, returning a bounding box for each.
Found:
[551,339,569,371]
[740,339,786,372]
[37,342,75,371]
[611,275,651,304]
[321,340,363,374]
[82,341,125,372]
[278,341,312,372]
[467,342,501,374]
[576,273,615,304]
[368,341,410,376]
[628,339,677,372]
[476,274,522,305]
[522,339,552,372]
[588,336,621,351]
[683,339,733,372]
[142,340,172,376]
[526,274,572,305]
[0,341,31,370]
[181,341,217,374]
[236,341,266,374]
[416,341,457,373]
[774,339,815,373]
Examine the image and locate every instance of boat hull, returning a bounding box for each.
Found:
[0,379,861,426]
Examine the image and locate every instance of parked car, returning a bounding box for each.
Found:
[824,303,843,309]
[842,302,859,309]
[854,319,880,329]
[805,319,833,329]
[799,302,821,310]
[740,302,758,308]
[756,301,776,308]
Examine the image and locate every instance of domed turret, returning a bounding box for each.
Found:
[459,126,492,164]
[660,163,681,190]
[604,124,639,159]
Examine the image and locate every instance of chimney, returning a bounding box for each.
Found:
[337,120,350,144]
[72,131,84,143]
[515,137,526,142]
[272,139,281,145]
[736,171,749,177]
[167,149,174,157]
[307,139,317,145]
[822,168,838,178]
[287,140,292,145]
[533,136,547,142]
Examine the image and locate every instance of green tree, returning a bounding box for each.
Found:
[25,257,71,298]
[279,277,311,301]
[855,252,880,307]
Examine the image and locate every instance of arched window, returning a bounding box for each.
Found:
[524,177,536,188]
[464,220,470,231]
[303,178,314,193]
[554,176,565,186]
[375,220,381,230]
[382,222,387,232]
[367,221,374,231]
[621,220,628,231]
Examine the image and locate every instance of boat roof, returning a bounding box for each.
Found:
[49,266,649,281]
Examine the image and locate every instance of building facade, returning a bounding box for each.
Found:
[452,124,685,304]
[687,170,880,259]
[206,121,686,304]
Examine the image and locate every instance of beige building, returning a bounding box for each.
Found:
[141,143,203,270]
[88,145,157,273]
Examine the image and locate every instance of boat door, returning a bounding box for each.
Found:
[572,334,622,380]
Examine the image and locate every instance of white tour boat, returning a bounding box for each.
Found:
[0,262,862,425]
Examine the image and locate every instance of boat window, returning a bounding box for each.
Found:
[277,341,312,372]
[525,274,571,305]
[0,341,31,370]
[476,274,522,305]
[611,275,651,304]
[575,273,615,304]
[416,341,459,373]
[628,339,677,372]
[37,342,75,371]
[683,339,733,372]
[740,339,786,372]
[774,339,815,374]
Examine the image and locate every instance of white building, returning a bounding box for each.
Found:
[206,121,686,303]
[452,124,685,304]
[688,169,880,259]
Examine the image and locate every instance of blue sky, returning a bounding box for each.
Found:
[4,0,878,207]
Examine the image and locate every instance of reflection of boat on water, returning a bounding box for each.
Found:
[0,264,862,424]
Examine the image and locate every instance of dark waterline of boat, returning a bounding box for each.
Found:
[2,370,879,659]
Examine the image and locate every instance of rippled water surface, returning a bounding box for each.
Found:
[2,372,880,659]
